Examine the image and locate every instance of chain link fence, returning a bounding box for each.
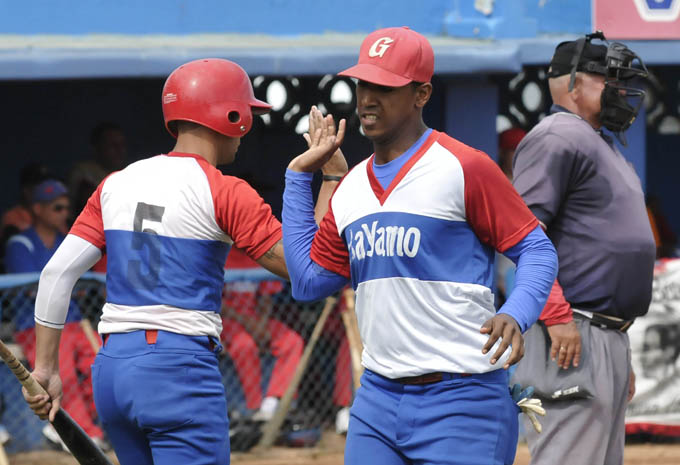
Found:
[0,271,356,455]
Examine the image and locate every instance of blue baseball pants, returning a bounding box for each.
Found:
[345,369,518,465]
[91,330,229,465]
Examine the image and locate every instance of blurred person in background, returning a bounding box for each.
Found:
[1,162,50,234]
[4,179,105,449]
[220,247,303,422]
[0,163,51,271]
[68,122,128,217]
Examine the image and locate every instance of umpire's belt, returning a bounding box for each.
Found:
[573,309,633,333]
[394,372,470,385]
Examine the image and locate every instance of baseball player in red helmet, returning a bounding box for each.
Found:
[22,58,344,465]
[281,27,558,464]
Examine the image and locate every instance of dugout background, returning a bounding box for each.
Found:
[0,69,677,231]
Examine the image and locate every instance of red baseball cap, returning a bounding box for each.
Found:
[339,26,434,87]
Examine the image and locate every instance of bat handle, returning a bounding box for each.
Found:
[0,341,48,397]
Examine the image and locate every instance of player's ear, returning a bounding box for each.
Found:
[414,82,432,108]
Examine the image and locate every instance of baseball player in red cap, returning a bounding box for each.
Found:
[22,58,344,465]
[281,27,558,465]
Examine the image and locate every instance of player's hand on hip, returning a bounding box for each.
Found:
[546,320,581,369]
[480,314,524,369]
[23,369,63,422]
[289,106,346,173]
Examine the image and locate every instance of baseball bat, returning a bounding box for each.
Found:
[340,288,363,392]
[255,295,337,450]
[80,319,101,353]
[0,340,113,465]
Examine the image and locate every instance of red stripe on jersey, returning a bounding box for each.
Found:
[436,133,538,253]
[69,174,111,249]
[193,154,282,261]
[365,130,438,206]
[310,203,351,279]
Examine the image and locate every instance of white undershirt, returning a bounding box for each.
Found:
[34,234,101,329]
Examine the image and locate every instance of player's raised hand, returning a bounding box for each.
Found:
[303,106,348,177]
[289,106,346,173]
[480,313,524,369]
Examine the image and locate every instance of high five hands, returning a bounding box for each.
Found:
[289,106,347,174]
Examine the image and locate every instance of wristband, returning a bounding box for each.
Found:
[322,175,343,182]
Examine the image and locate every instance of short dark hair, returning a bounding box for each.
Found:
[90,122,123,147]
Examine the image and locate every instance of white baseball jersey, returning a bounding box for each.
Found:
[311,131,538,377]
[70,152,281,338]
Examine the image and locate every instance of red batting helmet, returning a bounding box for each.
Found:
[162,58,271,138]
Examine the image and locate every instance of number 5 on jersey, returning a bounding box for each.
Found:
[128,202,165,290]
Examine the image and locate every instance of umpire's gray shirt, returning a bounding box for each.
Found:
[512,105,656,320]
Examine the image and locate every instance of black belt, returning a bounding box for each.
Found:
[573,312,633,333]
[394,372,470,385]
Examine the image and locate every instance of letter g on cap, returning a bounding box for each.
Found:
[368,37,394,58]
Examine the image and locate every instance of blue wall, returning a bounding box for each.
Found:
[1,0,591,38]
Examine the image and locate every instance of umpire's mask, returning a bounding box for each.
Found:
[548,31,648,146]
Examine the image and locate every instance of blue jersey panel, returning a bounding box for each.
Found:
[342,212,494,288]
[105,230,230,311]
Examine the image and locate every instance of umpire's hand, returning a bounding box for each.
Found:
[480,314,524,369]
[546,320,581,370]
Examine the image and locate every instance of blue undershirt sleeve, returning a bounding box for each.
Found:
[497,225,558,332]
[282,169,349,302]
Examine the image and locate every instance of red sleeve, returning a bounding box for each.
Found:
[310,204,351,279]
[69,178,106,249]
[455,144,538,252]
[540,279,574,326]
[213,175,282,261]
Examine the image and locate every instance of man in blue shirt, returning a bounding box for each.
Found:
[5,179,105,446]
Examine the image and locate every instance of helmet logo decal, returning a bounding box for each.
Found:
[163,93,177,104]
[368,37,394,58]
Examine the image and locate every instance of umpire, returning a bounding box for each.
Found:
[512,32,656,465]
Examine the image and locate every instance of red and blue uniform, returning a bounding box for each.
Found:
[70,152,281,465]
[282,130,557,465]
